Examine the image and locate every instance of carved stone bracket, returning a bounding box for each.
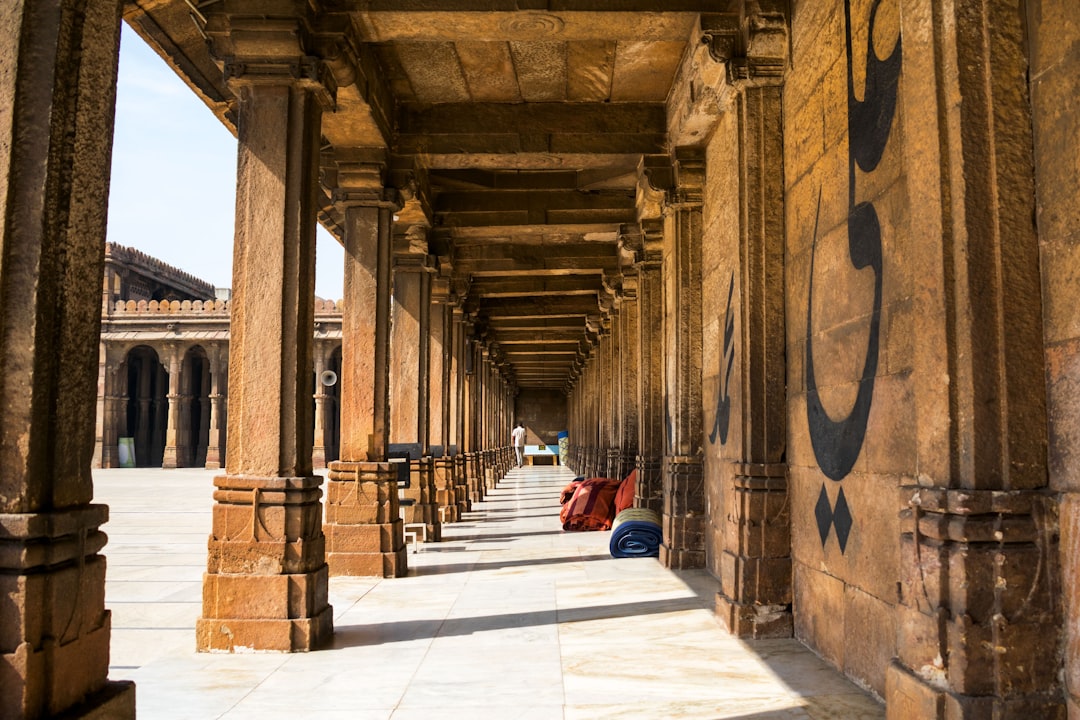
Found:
[701,1,789,83]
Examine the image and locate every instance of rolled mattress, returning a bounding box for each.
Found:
[609,507,663,558]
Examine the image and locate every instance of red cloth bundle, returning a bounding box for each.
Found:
[614,469,636,515]
[561,477,621,532]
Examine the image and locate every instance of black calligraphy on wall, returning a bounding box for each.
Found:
[807,0,901,553]
[709,272,736,446]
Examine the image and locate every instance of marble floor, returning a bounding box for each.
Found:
[95,464,884,720]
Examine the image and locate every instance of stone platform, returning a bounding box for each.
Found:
[96,465,883,719]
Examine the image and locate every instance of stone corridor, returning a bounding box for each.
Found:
[98,465,881,719]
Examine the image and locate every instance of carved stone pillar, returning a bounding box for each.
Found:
[0,0,135,715]
[661,149,706,570]
[196,14,333,651]
[452,307,470,515]
[312,344,328,469]
[635,219,666,513]
[701,81,791,637]
[161,345,181,469]
[323,158,406,578]
[99,347,126,469]
[884,0,1058,714]
[391,230,440,542]
[617,253,641,480]
[204,343,226,470]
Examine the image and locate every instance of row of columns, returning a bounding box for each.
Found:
[0,8,518,707]
[564,149,709,570]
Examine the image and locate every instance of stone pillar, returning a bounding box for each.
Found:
[99,347,126,469]
[312,345,329,469]
[196,21,334,651]
[883,1,1059,715]
[635,222,666,513]
[452,306,469,515]
[204,343,226,470]
[0,0,135,715]
[323,158,406,578]
[661,149,706,570]
[708,84,791,638]
[617,253,641,480]
[391,230,440,542]
[161,345,181,469]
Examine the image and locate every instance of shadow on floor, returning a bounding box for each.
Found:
[331,595,710,648]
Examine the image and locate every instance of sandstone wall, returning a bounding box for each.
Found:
[784,0,908,695]
[1029,0,1080,714]
[515,388,568,448]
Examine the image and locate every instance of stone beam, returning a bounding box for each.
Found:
[476,296,602,318]
[355,8,723,42]
[467,275,604,298]
[453,241,618,265]
[396,103,666,157]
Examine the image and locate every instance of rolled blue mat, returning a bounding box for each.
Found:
[609,507,662,558]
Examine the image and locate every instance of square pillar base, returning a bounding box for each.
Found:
[715,593,792,638]
[196,605,333,653]
[324,461,406,577]
[661,455,705,569]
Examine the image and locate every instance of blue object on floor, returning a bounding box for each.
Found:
[609,507,663,558]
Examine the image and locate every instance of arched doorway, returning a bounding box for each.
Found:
[181,345,211,467]
[124,345,167,467]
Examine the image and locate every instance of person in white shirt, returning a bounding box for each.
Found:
[511,422,526,467]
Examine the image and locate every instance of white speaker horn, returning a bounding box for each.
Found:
[319,370,338,387]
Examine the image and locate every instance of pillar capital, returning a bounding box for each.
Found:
[701,1,789,82]
[204,10,339,107]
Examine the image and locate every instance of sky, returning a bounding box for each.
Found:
[107,24,345,301]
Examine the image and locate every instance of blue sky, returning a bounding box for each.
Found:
[107,24,345,301]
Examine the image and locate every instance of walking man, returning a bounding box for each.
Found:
[512,422,526,468]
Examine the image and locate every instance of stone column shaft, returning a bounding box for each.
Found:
[312,346,328,469]
[204,344,225,470]
[162,347,182,469]
[324,176,406,578]
[197,66,332,652]
[0,0,135,715]
[661,149,706,570]
[636,251,665,513]
[712,84,792,638]
[618,273,641,479]
[341,201,393,462]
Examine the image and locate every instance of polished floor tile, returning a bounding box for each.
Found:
[94,465,884,719]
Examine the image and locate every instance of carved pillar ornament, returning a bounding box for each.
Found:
[197,12,334,651]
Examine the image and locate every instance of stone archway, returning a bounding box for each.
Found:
[124,345,167,468]
[180,345,211,467]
